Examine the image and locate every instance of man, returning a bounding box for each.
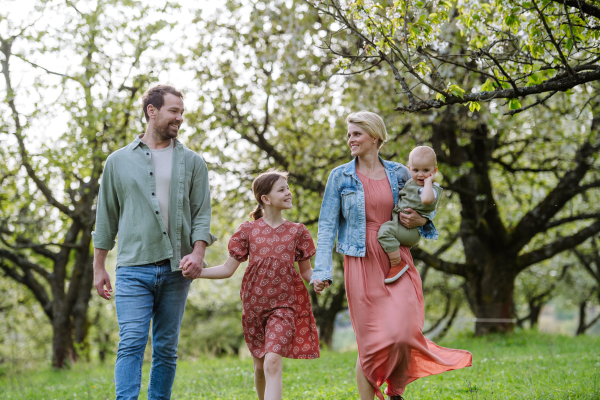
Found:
[92,85,215,399]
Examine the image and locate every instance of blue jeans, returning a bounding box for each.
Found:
[114,264,191,400]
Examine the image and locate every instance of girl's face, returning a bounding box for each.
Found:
[347,123,378,157]
[262,177,292,210]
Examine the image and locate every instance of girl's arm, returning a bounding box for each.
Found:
[199,257,241,279]
[297,259,313,283]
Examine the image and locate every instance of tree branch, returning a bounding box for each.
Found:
[510,140,600,250]
[0,260,53,320]
[515,219,600,270]
[550,0,600,20]
[394,69,600,112]
[546,213,600,230]
[411,247,471,277]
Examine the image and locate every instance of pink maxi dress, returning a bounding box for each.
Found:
[344,171,472,399]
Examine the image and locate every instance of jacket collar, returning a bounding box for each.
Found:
[343,156,401,176]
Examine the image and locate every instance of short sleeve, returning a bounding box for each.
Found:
[228,222,251,262]
[295,224,316,262]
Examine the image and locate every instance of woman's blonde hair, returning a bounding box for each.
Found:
[346,111,388,148]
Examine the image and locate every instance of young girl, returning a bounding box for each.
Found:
[199,170,320,400]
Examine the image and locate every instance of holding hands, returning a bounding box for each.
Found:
[312,279,330,295]
[179,240,207,280]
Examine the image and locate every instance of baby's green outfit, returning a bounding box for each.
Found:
[377,179,443,251]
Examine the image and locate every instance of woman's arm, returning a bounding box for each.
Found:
[312,170,341,285]
[199,257,241,279]
[399,209,428,228]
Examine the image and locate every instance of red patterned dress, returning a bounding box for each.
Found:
[228,218,319,359]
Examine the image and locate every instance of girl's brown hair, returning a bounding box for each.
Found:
[249,169,289,220]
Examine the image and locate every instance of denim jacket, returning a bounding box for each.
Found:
[311,157,438,284]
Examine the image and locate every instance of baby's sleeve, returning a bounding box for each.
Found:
[295,224,316,262]
[228,222,250,262]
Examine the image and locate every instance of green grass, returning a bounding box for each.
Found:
[1,331,599,399]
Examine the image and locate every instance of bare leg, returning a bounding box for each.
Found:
[253,356,266,400]
[356,357,375,399]
[263,352,283,400]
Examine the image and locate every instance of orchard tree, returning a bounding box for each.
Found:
[308,0,600,114]
[0,0,175,367]
[306,0,600,334]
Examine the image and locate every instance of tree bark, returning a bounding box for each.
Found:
[412,107,600,335]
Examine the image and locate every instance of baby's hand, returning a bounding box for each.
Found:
[424,174,435,185]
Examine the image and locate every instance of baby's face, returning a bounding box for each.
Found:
[408,155,437,186]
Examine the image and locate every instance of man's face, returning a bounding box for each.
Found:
[149,93,184,140]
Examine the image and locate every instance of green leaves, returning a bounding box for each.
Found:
[467,101,481,113]
[509,98,521,110]
[447,84,465,99]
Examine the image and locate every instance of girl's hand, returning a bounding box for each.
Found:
[313,279,330,295]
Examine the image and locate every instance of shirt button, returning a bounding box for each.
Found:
[163,231,167,235]
[150,172,153,176]
[155,211,159,214]
[146,152,149,155]
[152,192,155,196]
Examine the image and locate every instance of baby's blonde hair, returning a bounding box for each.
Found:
[409,146,437,166]
[346,111,387,148]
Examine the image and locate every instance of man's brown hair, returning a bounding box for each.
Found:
[141,85,184,122]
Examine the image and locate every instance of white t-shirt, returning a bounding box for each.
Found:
[150,140,174,234]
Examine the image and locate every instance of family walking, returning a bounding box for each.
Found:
[92,84,472,400]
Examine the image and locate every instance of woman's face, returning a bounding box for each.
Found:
[347,123,378,157]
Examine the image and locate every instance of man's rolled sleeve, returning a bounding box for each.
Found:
[92,157,119,250]
[190,157,217,246]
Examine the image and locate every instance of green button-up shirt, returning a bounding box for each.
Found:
[92,135,216,272]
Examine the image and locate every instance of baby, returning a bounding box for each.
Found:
[377,146,442,283]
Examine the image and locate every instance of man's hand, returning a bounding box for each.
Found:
[180,240,207,280]
[94,268,113,300]
[399,208,428,229]
[93,248,112,300]
[313,279,330,295]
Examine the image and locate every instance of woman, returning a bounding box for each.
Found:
[312,111,471,400]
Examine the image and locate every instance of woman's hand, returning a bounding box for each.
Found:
[313,279,330,295]
[399,208,427,228]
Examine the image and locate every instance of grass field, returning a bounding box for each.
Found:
[1,331,599,399]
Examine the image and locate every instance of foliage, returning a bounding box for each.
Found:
[309,0,600,113]
[1,331,600,399]
[0,0,178,367]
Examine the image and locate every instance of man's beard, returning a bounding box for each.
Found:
[155,120,179,139]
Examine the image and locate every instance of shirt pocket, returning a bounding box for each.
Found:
[183,171,193,205]
[340,188,357,218]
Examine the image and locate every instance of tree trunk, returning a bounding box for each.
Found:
[311,282,346,348]
[464,264,517,335]
[52,314,75,368]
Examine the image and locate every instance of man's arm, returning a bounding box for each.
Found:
[189,157,217,246]
[93,248,112,300]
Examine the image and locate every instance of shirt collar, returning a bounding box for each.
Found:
[132,134,181,149]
